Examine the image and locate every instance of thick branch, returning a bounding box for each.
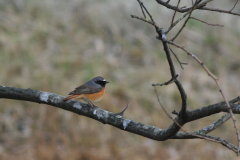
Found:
[1,86,239,135]
[0,85,183,141]
[186,100,240,122]
[1,86,239,152]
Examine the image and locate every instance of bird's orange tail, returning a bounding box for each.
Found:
[63,94,81,102]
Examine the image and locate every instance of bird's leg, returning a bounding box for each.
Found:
[83,98,95,107]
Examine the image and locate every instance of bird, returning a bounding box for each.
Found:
[63,76,109,105]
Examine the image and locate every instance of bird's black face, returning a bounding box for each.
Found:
[93,76,109,87]
[95,80,109,87]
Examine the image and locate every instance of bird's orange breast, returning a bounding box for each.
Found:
[83,87,105,102]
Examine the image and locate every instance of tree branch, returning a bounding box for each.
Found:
[154,86,238,153]
[1,85,239,152]
[157,29,188,120]
[156,0,240,17]
[0,85,183,141]
[172,133,239,153]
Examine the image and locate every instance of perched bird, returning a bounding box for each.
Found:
[63,76,109,105]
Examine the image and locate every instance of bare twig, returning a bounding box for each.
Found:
[198,113,231,134]
[133,0,240,154]
[166,0,213,34]
[171,0,181,26]
[152,74,179,86]
[172,110,179,116]
[155,0,240,17]
[171,0,198,41]
[153,86,238,153]
[230,0,239,12]
[132,2,188,120]
[165,11,190,34]
[167,41,240,154]
[190,17,224,27]
[114,102,131,116]
[137,0,146,19]
[139,0,156,25]
[201,7,240,16]
[156,0,211,12]
[131,15,159,28]
[169,47,188,69]
[172,133,238,153]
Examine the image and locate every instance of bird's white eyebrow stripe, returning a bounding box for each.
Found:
[103,79,106,81]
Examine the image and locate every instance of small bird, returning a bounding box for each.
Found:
[63,76,109,105]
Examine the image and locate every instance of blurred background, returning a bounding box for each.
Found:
[0,0,240,159]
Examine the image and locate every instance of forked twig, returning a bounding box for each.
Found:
[152,74,179,86]
[171,0,198,41]
[137,0,146,19]
[133,0,240,154]
[156,0,240,16]
[153,86,238,153]
[166,10,190,34]
[169,47,188,69]
[165,0,213,34]
[167,41,240,154]
[140,1,156,25]
[131,15,159,28]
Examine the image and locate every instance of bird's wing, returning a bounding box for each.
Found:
[69,83,102,95]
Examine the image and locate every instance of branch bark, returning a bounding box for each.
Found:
[0,85,183,141]
[0,85,239,152]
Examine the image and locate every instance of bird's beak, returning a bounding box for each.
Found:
[106,81,110,83]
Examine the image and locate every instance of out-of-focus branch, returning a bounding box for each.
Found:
[137,0,146,19]
[131,15,159,28]
[201,7,240,16]
[190,17,224,27]
[155,0,209,13]
[165,0,212,35]
[171,0,200,41]
[230,0,239,12]
[156,0,240,16]
[171,0,181,26]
